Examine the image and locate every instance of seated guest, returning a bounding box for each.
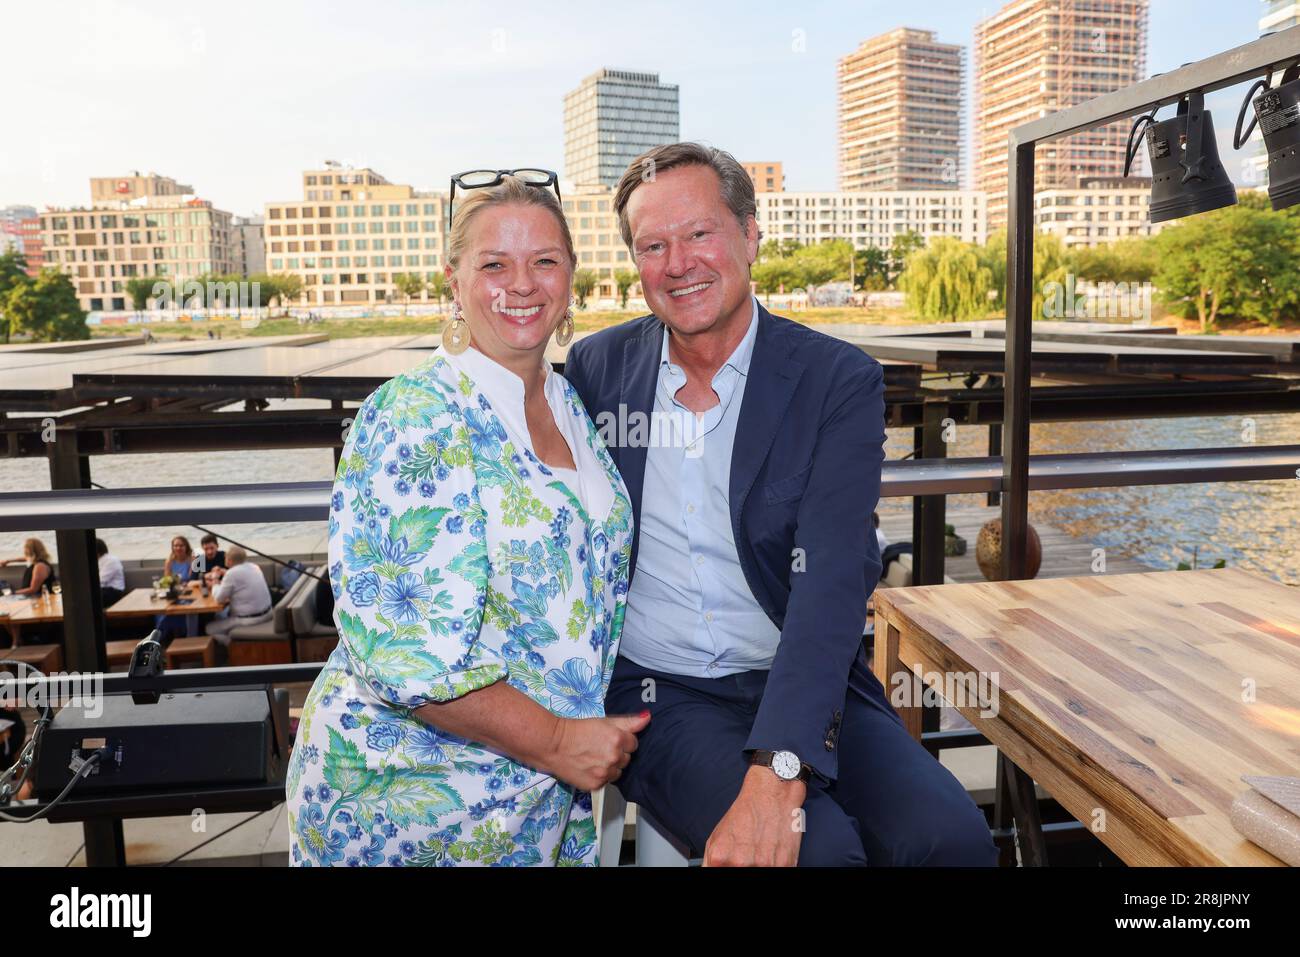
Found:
[96,538,126,608]
[197,534,226,579]
[204,547,273,657]
[156,534,199,640]
[0,538,58,597]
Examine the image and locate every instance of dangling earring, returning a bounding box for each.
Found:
[443,301,470,354]
[555,300,574,347]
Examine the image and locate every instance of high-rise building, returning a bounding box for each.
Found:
[837,28,965,192]
[743,162,786,193]
[755,190,986,251]
[564,69,680,187]
[264,164,447,306]
[975,0,1150,230]
[39,173,237,312]
[234,215,265,277]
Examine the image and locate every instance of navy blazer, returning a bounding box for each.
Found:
[563,304,887,783]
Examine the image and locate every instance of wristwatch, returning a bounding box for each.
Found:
[750,749,812,782]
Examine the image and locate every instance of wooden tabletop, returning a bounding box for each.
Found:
[873,567,1300,867]
[105,581,225,618]
[0,592,64,624]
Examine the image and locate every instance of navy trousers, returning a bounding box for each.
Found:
[605,652,999,866]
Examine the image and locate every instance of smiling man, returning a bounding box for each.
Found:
[563,142,997,867]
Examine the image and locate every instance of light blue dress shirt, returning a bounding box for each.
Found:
[619,297,782,678]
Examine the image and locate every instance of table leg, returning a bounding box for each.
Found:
[83,819,126,867]
[1000,750,1048,867]
[872,617,922,740]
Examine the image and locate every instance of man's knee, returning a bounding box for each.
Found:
[882,798,997,866]
[798,793,868,866]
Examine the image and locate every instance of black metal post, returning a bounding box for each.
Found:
[1000,138,1035,581]
[911,401,949,586]
[47,437,121,865]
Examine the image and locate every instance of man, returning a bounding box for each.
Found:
[197,534,227,581]
[563,143,996,867]
[205,546,273,650]
[95,538,126,608]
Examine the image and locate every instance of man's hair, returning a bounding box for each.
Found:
[613,142,758,249]
[200,533,219,547]
[226,545,247,566]
[96,538,108,557]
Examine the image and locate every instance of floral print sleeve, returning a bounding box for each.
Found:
[290,349,634,867]
[330,370,499,708]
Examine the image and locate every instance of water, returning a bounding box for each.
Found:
[2,401,1297,585]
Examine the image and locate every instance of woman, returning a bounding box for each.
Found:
[156,535,198,639]
[0,538,58,597]
[288,174,641,867]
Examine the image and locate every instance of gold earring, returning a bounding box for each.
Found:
[556,306,574,347]
[443,301,470,354]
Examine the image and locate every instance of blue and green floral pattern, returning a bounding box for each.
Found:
[288,347,632,866]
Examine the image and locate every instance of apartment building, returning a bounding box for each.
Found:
[756,190,987,251]
[1034,176,1165,247]
[975,0,1150,229]
[39,173,236,312]
[263,164,446,306]
[838,28,965,191]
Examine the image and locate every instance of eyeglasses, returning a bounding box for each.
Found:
[448,168,561,222]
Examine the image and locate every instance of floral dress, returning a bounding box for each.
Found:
[288,345,633,866]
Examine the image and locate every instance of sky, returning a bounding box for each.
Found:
[0,0,1277,214]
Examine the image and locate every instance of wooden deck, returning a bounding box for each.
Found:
[876,504,1154,584]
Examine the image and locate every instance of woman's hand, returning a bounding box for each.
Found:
[545,711,651,792]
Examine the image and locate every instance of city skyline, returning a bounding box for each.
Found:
[0,0,1273,215]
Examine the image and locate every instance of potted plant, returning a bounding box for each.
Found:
[944,522,967,557]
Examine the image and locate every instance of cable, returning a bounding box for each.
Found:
[161,803,282,867]
[64,841,85,867]
[0,751,101,823]
[0,658,54,808]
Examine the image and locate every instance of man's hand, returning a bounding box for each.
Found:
[703,764,807,867]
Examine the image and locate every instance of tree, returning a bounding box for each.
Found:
[427,272,449,309]
[976,231,1069,318]
[573,269,598,309]
[392,273,425,315]
[614,269,639,309]
[899,237,994,321]
[1152,205,1300,332]
[887,232,925,286]
[125,276,165,311]
[1066,238,1158,285]
[857,247,889,291]
[250,273,302,314]
[3,268,88,342]
[0,250,30,343]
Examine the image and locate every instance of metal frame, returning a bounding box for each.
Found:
[1000,24,1300,579]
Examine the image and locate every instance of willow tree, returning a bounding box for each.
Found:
[900,238,993,321]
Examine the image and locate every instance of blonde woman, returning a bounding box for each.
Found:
[0,538,57,597]
[289,171,642,867]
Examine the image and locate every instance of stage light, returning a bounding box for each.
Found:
[1235,63,1300,211]
[1125,91,1237,223]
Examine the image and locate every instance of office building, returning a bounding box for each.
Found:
[743,162,785,193]
[564,69,680,187]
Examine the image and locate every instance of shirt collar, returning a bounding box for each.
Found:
[439,343,565,441]
[660,296,760,379]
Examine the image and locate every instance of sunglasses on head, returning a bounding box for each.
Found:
[448,168,561,222]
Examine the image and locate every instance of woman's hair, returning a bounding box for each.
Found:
[23,538,51,565]
[447,175,575,270]
[169,536,193,561]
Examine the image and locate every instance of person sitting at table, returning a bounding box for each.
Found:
[204,546,273,660]
[155,534,199,640]
[197,534,226,579]
[0,538,58,597]
[96,538,126,608]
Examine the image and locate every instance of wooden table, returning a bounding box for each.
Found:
[105,581,225,619]
[0,643,64,673]
[164,636,217,669]
[873,567,1300,867]
[0,592,63,644]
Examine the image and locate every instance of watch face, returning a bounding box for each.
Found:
[772,750,801,780]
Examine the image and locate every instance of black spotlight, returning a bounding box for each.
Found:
[1234,63,1300,210]
[1124,91,1238,223]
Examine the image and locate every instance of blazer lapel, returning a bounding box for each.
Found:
[730,306,805,520]
[619,322,663,545]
